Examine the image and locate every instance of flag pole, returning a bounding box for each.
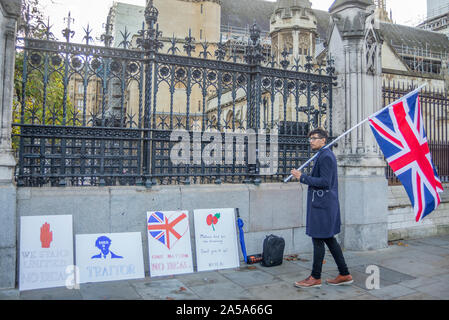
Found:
[284,84,427,183]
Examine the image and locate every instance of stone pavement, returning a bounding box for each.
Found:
[1,235,449,300]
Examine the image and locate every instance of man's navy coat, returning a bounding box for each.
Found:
[299,147,341,239]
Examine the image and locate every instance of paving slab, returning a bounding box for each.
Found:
[393,292,442,300]
[399,276,441,289]
[291,270,370,300]
[345,269,395,290]
[365,284,418,300]
[277,270,368,300]
[131,278,200,300]
[0,289,20,300]
[404,242,449,257]
[79,280,142,300]
[277,269,314,285]
[189,281,253,300]
[313,284,369,300]
[347,293,380,300]
[354,245,409,261]
[384,246,449,265]
[320,259,340,273]
[20,286,83,300]
[291,257,351,272]
[2,235,449,301]
[217,266,256,275]
[435,235,449,241]
[376,257,448,278]
[428,255,449,268]
[352,264,416,284]
[246,282,317,300]
[174,271,230,287]
[415,280,449,300]
[339,256,378,269]
[413,237,449,247]
[253,260,310,275]
[220,269,282,288]
[428,272,449,283]
[338,250,362,259]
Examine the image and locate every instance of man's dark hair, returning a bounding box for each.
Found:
[308,128,328,141]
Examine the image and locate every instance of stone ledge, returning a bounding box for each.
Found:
[388,224,449,241]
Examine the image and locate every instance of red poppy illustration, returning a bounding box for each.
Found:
[206,213,220,231]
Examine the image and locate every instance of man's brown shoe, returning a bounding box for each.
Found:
[326,274,353,286]
[294,276,322,288]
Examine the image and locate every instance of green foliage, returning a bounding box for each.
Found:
[14,53,75,121]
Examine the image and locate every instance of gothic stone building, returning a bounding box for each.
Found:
[103,0,449,131]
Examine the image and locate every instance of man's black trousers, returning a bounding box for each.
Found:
[311,237,350,279]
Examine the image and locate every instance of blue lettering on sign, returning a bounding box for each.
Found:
[86,265,136,277]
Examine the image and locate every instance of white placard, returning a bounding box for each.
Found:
[19,215,74,291]
[147,210,193,277]
[75,232,145,284]
[194,208,240,272]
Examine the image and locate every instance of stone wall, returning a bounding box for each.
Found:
[388,183,449,240]
[16,183,311,275]
[13,181,449,280]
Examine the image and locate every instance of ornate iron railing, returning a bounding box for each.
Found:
[13,2,335,187]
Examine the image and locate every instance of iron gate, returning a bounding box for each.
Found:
[13,2,334,187]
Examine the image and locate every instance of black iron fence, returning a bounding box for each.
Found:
[13,3,334,187]
[383,81,449,185]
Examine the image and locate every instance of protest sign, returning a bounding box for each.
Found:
[19,215,74,291]
[75,232,145,284]
[194,208,240,272]
[147,211,194,277]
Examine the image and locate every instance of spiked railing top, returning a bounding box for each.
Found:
[145,0,159,28]
[62,11,75,43]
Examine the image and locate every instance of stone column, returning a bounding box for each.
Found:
[327,0,388,250]
[0,0,21,289]
[292,29,299,60]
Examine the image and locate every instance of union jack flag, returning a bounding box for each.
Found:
[147,211,187,249]
[369,91,444,222]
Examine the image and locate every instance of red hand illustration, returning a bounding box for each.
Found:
[40,222,53,248]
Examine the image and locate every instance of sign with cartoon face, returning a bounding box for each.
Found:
[75,232,145,284]
[147,211,194,277]
[19,215,74,291]
[193,208,240,272]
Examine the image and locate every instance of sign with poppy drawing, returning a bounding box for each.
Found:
[147,210,194,277]
[19,215,74,291]
[194,208,240,272]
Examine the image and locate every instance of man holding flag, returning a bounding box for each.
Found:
[291,128,353,288]
[288,85,443,288]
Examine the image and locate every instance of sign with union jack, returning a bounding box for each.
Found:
[369,91,444,222]
[147,211,193,277]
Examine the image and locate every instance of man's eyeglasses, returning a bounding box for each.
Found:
[308,136,324,141]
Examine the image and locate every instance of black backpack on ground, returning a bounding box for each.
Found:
[261,234,285,267]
